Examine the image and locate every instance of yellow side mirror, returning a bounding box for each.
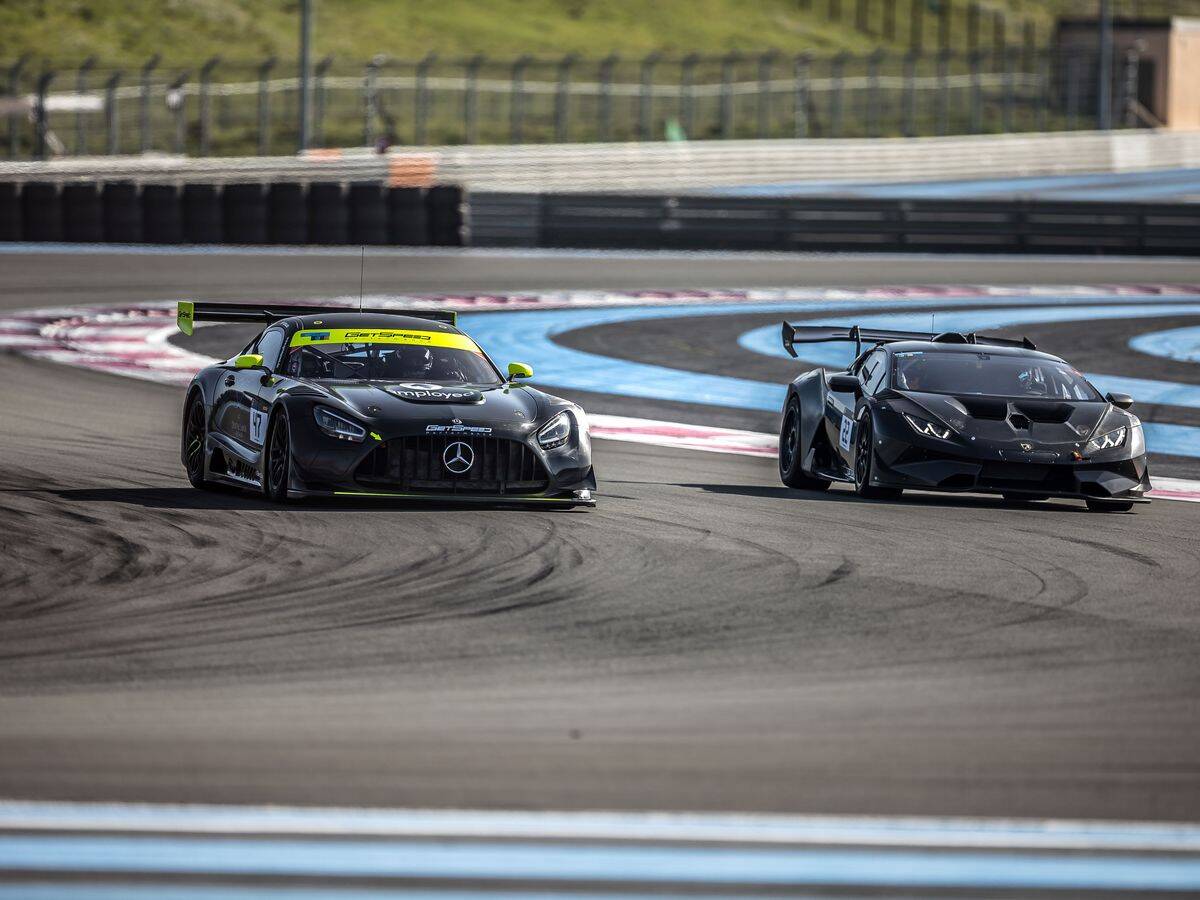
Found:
[235,353,265,370]
[507,362,534,381]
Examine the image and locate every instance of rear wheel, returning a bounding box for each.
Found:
[779,398,830,491]
[853,413,902,500]
[264,412,292,503]
[183,394,212,490]
[1086,499,1135,513]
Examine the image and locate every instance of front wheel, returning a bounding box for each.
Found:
[263,412,293,503]
[1086,499,1135,513]
[779,397,830,491]
[853,413,902,500]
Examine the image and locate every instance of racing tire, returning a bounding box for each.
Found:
[183,394,213,491]
[779,398,830,491]
[1085,499,1135,513]
[853,413,902,500]
[264,411,293,503]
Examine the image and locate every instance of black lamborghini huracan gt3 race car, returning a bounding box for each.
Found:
[777,324,1151,512]
[177,302,596,506]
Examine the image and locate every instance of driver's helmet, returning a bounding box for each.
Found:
[1017,365,1049,397]
[388,345,434,379]
[898,355,928,390]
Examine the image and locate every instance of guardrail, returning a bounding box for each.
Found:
[468,192,1200,256]
[0,180,462,246]
[1,130,1198,193]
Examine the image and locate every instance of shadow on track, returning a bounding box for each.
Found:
[51,487,586,513]
[680,483,1097,513]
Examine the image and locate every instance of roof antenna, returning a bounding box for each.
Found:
[931,312,935,337]
[358,246,366,314]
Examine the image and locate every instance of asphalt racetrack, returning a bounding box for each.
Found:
[2,247,1200,836]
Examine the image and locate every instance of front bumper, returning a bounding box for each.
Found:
[287,419,597,506]
[872,439,1151,502]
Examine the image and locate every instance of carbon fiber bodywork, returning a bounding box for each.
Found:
[181,312,596,506]
[780,339,1151,508]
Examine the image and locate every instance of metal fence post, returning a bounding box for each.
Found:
[257,56,276,155]
[34,70,54,160]
[1002,48,1015,132]
[967,3,979,53]
[1036,49,1050,132]
[170,70,189,154]
[856,0,870,33]
[638,51,661,141]
[867,50,884,137]
[364,56,381,147]
[993,10,1007,67]
[74,56,96,155]
[139,54,160,154]
[903,51,917,136]
[935,49,950,136]
[7,55,28,158]
[1066,52,1080,131]
[1123,43,1142,128]
[314,55,332,147]
[1022,21,1036,73]
[415,52,436,145]
[105,71,121,155]
[199,56,219,156]
[829,0,841,24]
[910,0,924,52]
[794,53,811,138]
[938,0,952,52]
[680,53,699,137]
[969,50,983,132]
[720,52,738,138]
[555,53,577,142]
[599,54,617,141]
[464,54,483,144]
[757,52,777,138]
[510,55,530,143]
[831,52,847,137]
[884,0,897,42]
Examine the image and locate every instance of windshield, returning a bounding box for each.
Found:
[282,340,501,385]
[892,351,1103,401]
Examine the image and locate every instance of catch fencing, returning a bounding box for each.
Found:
[2,45,1150,159]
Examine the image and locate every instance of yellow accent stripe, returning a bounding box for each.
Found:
[289,328,480,352]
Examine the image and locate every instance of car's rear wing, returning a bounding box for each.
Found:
[780,322,1035,358]
[176,301,457,336]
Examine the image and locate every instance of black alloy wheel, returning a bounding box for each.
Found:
[853,413,901,500]
[184,394,211,490]
[779,398,830,491]
[265,412,292,503]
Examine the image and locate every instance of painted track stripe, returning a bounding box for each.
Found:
[4,834,1200,891]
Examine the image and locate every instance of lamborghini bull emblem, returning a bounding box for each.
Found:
[1019,441,1034,452]
[443,441,475,474]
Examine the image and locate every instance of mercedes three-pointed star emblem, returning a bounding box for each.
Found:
[443,441,475,474]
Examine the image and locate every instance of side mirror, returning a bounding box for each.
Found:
[1106,391,1133,410]
[507,362,534,382]
[234,353,267,370]
[828,373,862,395]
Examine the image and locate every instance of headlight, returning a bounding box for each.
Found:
[903,413,952,441]
[1129,420,1145,457]
[537,411,572,450]
[314,406,366,442]
[1086,426,1127,453]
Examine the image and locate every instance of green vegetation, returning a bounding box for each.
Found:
[1,0,1046,67]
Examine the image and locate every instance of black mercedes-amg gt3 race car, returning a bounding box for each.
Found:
[777,324,1150,512]
[177,302,596,506]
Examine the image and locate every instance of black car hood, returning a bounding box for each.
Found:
[297,380,545,434]
[900,391,1109,446]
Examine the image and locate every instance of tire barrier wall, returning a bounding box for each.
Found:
[467,191,1200,256]
[0,182,463,247]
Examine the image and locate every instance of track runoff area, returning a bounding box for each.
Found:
[2,252,1200,896]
